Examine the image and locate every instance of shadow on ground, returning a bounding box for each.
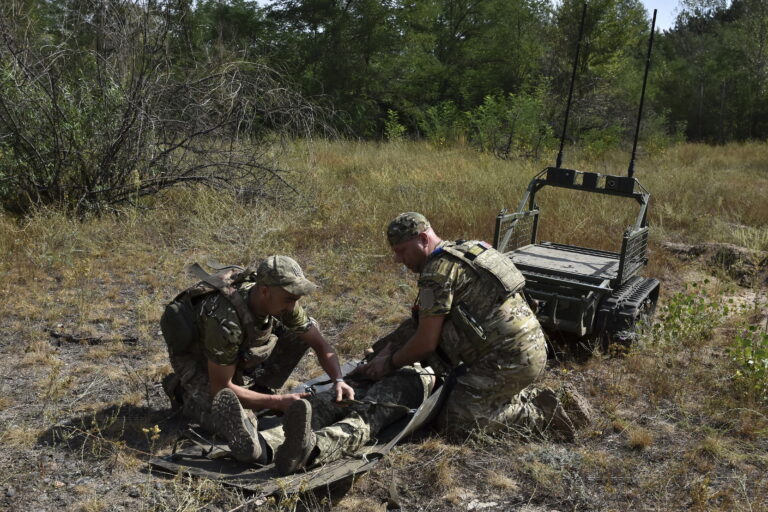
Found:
[37,404,187,459]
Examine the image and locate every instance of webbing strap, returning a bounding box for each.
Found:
[187,264,260,349]
[334,398,415,414]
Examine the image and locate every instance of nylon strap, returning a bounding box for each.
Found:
[186,264,260,349]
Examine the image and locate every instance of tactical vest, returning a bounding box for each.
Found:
[425,241,527,367]
[160,263,276,362]
[437,240,525,295]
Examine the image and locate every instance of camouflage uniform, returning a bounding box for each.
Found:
[416,240,549,436]
[300,366,433,466]
[162,280,312,439]
[385,210,557,437]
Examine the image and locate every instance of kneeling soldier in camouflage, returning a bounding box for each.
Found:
[352,213,591,439]
[160,255,354,463]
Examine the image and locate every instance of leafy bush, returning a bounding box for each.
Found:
[384,109,407,141]
[418,101,467,146]
[651,282,727,348]
[0,1,320,214]
[467,87,555,159]
[579,125,625,161]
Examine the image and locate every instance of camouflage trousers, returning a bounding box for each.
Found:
[299,366,433,466]
[381,294,552,438]
[165,327,309,440]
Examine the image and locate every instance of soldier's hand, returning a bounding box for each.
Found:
[333,380,355,402]
[272,392,311,413]
[350,354,393,381]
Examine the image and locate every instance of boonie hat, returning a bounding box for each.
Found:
[387,212,431,246]
[257,255,319,296]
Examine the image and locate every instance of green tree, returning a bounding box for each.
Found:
[550,0,652,148]
[657,0,768,142]
[395,0,550,108]
[266,0,401,136]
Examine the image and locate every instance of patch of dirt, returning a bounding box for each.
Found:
[662,241,768,287]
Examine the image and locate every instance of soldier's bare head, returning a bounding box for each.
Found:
[387,212,442,273]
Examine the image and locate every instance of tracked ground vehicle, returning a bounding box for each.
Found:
[493,165,660,345]
[493,7,661,347]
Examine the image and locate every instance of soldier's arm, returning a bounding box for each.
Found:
[391,314,445,367]
[352,315,445,380]
[299,325,355,401]
[207,360,309,412]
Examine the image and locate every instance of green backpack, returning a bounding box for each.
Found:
[160,262,258,355]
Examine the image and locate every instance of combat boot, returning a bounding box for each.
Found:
[211,388,262,463]
[161,372,184,410]
[531,387,576,442]
[558,383,594,429]
[275,399,316,475]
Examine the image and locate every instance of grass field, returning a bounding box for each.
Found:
[0,140,766,511]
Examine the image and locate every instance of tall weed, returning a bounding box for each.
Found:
[730,324,768,403]
[651,281,728,348]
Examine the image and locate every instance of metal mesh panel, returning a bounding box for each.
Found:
[620,227,648,282]
[495,210,538,253]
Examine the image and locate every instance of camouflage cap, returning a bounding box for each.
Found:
[256,255,319,296]
[387,212,431,246]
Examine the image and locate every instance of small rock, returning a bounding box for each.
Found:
[5,487,15,498]
[154,482,163,490]
[128,488,141,499]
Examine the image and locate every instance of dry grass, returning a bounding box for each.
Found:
[0,140,766,510]
[626,425,655,450]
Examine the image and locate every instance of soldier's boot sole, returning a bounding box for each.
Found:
[275,399,316,475]
[211,388,261,463]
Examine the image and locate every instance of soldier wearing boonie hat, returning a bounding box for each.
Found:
[351,212,593,441]
[256,255,319,296]
[160,254,355,465]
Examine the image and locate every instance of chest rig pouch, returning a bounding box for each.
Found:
[238,321,278,369]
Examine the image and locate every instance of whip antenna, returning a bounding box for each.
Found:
[556,2,588,169]
[628,9,657,178]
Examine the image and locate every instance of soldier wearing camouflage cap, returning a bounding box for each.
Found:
[350,212,591,440]
[160,255,354,464]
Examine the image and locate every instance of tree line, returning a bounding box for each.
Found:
[1,0,765,213]
[193,0,766,146]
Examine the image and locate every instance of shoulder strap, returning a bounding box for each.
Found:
[184,263,260,347]
[440,241,525,294]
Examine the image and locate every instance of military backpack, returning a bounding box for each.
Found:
[160,262,259,355]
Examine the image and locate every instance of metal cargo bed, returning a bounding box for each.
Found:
[508,242,620,285]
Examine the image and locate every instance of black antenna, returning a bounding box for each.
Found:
[556,2,588,169]
[628,9,657,178]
